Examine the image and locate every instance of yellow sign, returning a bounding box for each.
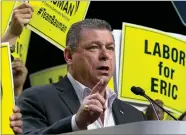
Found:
[164,112,181,120]
[119,23,186,114]
[1,1,16,36]
[1,43,15,134]
[16,1,90,50]
[2,1,31,64]
[29,64,68,86]
[29,64,114,90]
[11,27,31,65]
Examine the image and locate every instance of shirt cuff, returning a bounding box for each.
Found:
[71,114,81,131]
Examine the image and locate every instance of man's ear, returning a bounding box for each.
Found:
[64,47,73,65]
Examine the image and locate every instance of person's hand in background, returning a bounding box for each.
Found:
[146,99,164,120]
[2,2,34,46]
[12,58,28,96]
[10,106,23,135]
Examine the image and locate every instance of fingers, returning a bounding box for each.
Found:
[12,127,22,134]
[86,104,103,113]
[12,3,34,26]
[12,59,24,68]
[86,99,103,111]
[87,93,105,107]
[12,66,25,72]
[10,106,23,134]
[15,17,31,25]
[91,79,105,94]
[10,120,23,127]
[10,112,22,121]
[13,106,21,113]
[15,8,33,15]
[14,2,34,12]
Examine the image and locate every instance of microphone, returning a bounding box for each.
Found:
[131,86,160,120]
[131,86,179,121]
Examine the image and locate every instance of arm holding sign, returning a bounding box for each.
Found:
[1,2,33,47]
[12,58,28,97]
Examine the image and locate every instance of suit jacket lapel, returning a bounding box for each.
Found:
[112,98,128,125]
[53,76,80,114]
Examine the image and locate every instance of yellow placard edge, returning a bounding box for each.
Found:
[1,42,15,105]
[4,2,17,34]
[29,64,67,78]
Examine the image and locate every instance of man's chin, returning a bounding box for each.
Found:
[95,76,110,84]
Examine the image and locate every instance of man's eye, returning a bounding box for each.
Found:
[107,46,115,51]
[89,46,99,50]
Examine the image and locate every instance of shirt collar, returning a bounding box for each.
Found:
[67,72,116,108]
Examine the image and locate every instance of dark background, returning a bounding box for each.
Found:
[24,1,186,90]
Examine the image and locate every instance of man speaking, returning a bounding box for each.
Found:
[16,18,146,134]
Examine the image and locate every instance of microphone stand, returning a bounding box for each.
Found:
[146,95,178,121]
[144,95,160,120]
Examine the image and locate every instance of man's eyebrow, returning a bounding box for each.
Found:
[88,41,115,46]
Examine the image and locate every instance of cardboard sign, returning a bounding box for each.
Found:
[11,27,31,65]
[1,1,16,36]
[119,23,186,114]
[16,1,90,50]
[1,43,15,134]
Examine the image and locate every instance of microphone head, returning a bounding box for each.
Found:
[131,86,145,96]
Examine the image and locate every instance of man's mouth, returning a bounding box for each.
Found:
[96,66,109,71]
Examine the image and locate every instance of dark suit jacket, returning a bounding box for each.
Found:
[17,76,146,134]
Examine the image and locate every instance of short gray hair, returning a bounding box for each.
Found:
[66,18,113,50]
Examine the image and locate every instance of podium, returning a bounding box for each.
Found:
[63,121,186,134]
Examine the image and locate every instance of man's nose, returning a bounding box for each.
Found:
[99,48,109,61]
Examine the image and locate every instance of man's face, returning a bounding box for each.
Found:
[70,28,115,87]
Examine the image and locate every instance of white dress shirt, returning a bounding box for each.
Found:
[67,73,117,131]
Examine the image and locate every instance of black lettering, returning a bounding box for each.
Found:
[63,1,69,14]
[164,66,170,78]
[39,8,67,33]
[153,42,161,57]
[41,8,46,18]
[68,3,74,16]
[180,50,185,66]
[160,80,167,96]
[151,78,158,93]
[144,40,151,55]
[163,44,170,59]
[57,1,65,10]
[168,82,171,97]
[16,41,23,57]
[172,85,178,100]
[19,44,23,58]
[158,61,163,76]
[58,76,63,81]
[53,18,56,26]
[171,48,178,63]
[52,1,57,5]
[170,69,175,80]
[49,78,53,83]
[16,41,19,54]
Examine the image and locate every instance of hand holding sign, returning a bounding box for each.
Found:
[12,58,28,96]
[9,106,23,135]
[2,2,33,46]
[75,79,106,129]
[9,2,34,36]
